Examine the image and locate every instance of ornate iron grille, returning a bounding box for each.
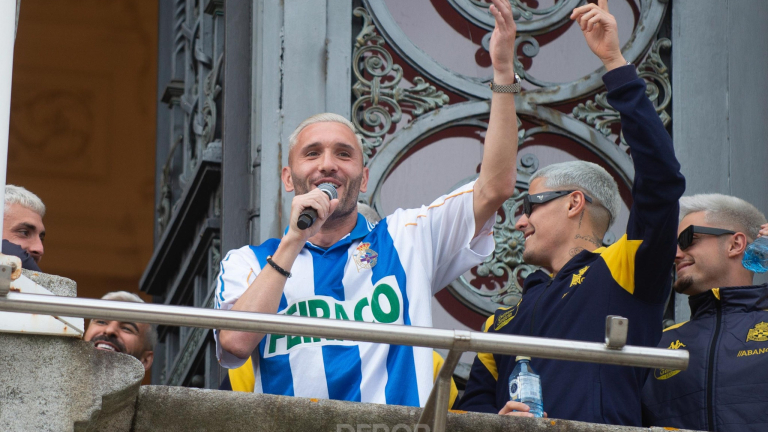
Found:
[355,0,672,316]
[142,0,224,389]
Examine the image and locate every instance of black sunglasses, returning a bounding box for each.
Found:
[523,190,593,218]
[677,225,736,251]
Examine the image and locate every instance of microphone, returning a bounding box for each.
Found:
[297,183,338,230]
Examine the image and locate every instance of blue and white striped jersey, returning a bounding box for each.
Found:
[214,181,494,407]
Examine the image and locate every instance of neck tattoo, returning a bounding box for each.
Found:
[574,232,603,248]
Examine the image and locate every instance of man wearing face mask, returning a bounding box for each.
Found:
[84,291,157,373]
[458,0,685,425]
[2,185,45,271]
[642,194,768,432]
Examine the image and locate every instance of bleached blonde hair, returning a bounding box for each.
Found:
[679,194,767,241]
[530,161,621,233]
[4,185,45,217]
[287,113,364,153]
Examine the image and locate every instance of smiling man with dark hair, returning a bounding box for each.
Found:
[84,291,157,372]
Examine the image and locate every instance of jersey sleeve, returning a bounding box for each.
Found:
[600,66,686,303]
[386,181,495,295]
[456,315,501,413]
[213,246,262,368]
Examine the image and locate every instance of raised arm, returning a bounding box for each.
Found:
[572,0,685,302]
[571,0,682,189]
[570,0,627,72]
[472,0,519,237]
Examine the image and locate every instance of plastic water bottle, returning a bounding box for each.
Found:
[508,356,544,417]
[743,237,768,273]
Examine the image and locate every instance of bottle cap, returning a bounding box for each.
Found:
[515,356,531,361]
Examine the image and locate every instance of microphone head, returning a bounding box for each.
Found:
[317,183,338,200]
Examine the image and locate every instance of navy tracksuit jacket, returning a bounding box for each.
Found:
[457,65,686,426]
[642,284,768,431]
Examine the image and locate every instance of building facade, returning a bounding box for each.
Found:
[143,0,768,389]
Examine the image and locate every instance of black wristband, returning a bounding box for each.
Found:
[266,255,291,278]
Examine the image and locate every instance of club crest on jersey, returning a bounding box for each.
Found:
[353,242,378,272]
[654,340,686,380]
[747,322,768,342]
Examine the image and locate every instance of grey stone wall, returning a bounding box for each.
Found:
[132,386,700,432]
[21,269,77,297]
[0,334,144,432]
[0,331,701,431]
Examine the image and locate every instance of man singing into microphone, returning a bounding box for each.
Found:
[213,0,519,406]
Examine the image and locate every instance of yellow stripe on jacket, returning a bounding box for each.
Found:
[476,314,498,380]
[432,351,459,409]
[598,234,643,294]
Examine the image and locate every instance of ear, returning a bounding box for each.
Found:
[728,232,749,258]
[281,166,295,192]
[139,350,154,372]
[359,166,369,193]
[566,191,588,220]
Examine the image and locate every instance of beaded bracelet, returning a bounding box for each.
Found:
[266,255,292,278]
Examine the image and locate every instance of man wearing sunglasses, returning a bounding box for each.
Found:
[642,194,768,432]
[458,0,686,426]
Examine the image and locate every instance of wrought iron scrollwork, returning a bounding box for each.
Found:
[352,7,450,160]
[573,38,672,139]
[638,38,672,127]
[361,0,669,314]
[468,183,539,307]
[201,54,224,147]
[507,0,571,22]
[442,144,541,312]
[447,0,582,34]
[468,0,572,23]
[209,238,221,288]
[157,134,183,234]
[366,0,667,103]
[156,0,224,239]
[513,35,540,84]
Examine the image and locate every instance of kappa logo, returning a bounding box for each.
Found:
[654,340,686,380]
[668,340,686,350]
[569,266,590,288]
[746,322,768,342]
[353,242,378,272]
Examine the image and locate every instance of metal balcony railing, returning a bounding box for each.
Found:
[0,288,688,432]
